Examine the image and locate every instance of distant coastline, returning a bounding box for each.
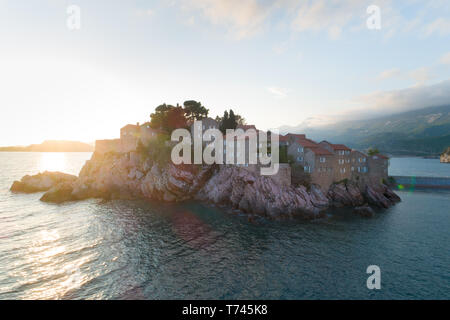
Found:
[0,140,94,152]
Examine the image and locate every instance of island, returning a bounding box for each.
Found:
[0,140,94,152]
[10,102,401,220]
[441,147,450,163]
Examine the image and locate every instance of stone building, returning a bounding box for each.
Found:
[190,118,219,142]
[304,146,335,190]
[287,136,317,165]
[319,141,352,181]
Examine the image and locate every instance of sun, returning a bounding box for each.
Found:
[39,153,66,172]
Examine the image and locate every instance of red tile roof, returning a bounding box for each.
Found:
[297,138,318,148]
[286,133,306,140]
[376,154,389,159]
[307,146,334,156]
[331,144,351,151]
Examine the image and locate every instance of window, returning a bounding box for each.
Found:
[351,167,355,171]
[338,150,345,155]
[340,168,346,174]
[339,159,344,165]
[320,157,326,163]
[345,151,350,155]
[304,166,310,173]
[297,157,303,162]
[346,159,350,163]
[298,147,304,153]
[363,167,368,173]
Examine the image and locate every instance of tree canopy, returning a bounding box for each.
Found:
[217,109,246,133]
[367,147,380,156]
[150,104,187,132]
[183,100,209,121]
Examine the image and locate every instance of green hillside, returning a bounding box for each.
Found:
[281,105,450,156]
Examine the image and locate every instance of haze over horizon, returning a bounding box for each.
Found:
[1,0,450,146]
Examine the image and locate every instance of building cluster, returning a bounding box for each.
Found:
[95,118,389,190]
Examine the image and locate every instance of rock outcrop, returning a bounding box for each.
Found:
[10,171,77,193]
[353,205,375,218]
[441,147,450,163]
[11,152,401,220]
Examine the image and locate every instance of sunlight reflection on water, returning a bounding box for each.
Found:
[38,153,66,173]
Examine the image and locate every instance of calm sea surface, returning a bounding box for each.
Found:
[0,153,449,299]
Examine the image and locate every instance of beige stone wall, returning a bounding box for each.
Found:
[237,163,291,187]
[368,156,389,183]
[139,126,160,146]
[271,164,291,187]
[287,141,306,165]
[95,139,121,154]
[311,156,336,191]
[121,136,139,153]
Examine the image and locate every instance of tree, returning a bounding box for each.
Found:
[183,100,209,121]
[368,147,380,156]
[150,104,188,132]
[217,109,243,133]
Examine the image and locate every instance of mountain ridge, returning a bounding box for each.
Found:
[0,140,94,152]
[278,105,450,156]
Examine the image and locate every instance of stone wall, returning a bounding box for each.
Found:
[237,163,291,187]
[95,139,121,154]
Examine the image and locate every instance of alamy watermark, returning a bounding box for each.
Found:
[67,5,81,30]
[367,265,381,290]
[170,121,280,176]
[367,5,381,30]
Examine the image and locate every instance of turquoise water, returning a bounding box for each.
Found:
[389,157,449,177]
[0,153,449,299]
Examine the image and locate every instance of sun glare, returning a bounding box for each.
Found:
[39,153,66,172]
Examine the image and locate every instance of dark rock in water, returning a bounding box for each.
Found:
[353,205,375,218]
[10,171,77,194]
[40,182,75,203]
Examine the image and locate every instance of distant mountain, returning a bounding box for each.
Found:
[0,140,94,152]
[278,105,450,156]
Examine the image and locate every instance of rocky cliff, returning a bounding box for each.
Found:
[441,147,450,163]
[11,152,401,220]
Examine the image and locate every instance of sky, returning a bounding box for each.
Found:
[1,0,450,146]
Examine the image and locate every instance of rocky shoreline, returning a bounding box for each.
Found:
[441,147,450,163]
[10,152,401,220]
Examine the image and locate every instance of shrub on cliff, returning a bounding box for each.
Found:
[137,134,171,166]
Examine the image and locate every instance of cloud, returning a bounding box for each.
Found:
[291,0,368,39]
[377,67,434,85]
[422,18,450,36]
[180,0,274,38]
[350,79,450,118]
[408,67,434,86]
[175,0,450,40]
[377,68,401,81]
[440,52,450,65]
[267,86,289,98]
[135,9,155,17]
